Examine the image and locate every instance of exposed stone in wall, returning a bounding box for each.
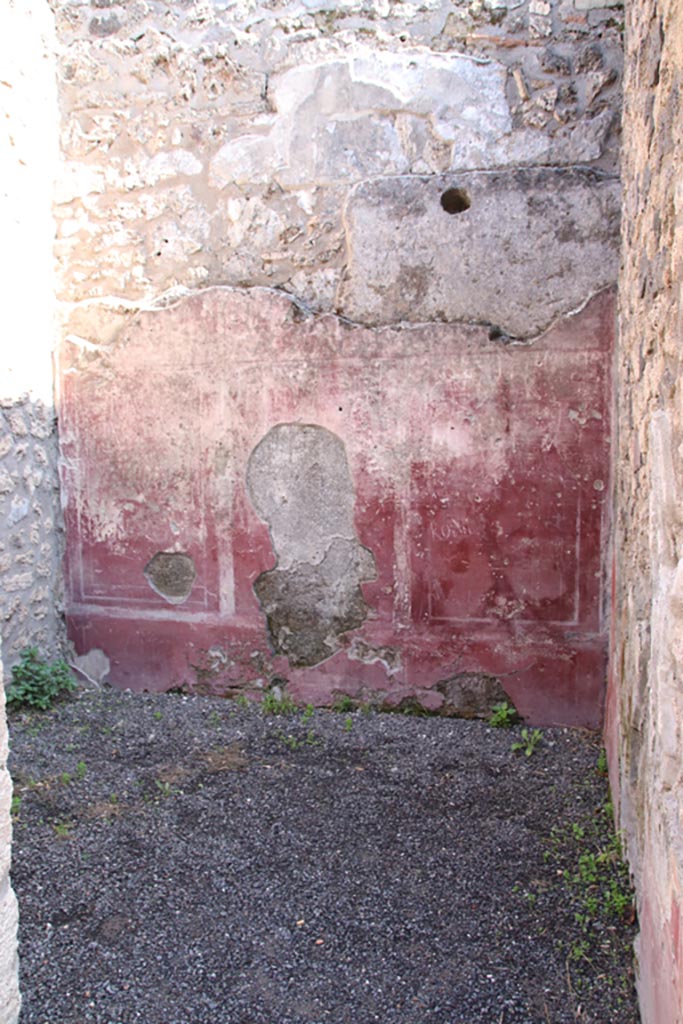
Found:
[339,167,620,335]
[609,0,683,1020]
[437,673,509,719]
[0,644,21,1024]
[1,1,65,673]
[51,0,623,312]
[144,552,196,605]
[247,424,376,666]
[0,400,64,668]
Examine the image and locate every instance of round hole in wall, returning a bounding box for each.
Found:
[440,187,471,215]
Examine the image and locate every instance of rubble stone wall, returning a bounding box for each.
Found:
[607,0,683,1020]
[52,0,623,313]
[0,3,65,675]
[0,642,20,1024]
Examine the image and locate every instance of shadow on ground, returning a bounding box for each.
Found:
[8,690,639,1024]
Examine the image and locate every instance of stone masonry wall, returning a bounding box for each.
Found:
[53,0,623,718]
[607,0,683,1020]
[52,0,622,314]
[1,2,65,675]
[0,642,21,1024]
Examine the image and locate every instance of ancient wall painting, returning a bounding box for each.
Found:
[59,285,613,726]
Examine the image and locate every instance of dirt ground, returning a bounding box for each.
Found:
[8,687,639,1024]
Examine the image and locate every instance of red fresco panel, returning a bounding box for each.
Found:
[61,287,613,726]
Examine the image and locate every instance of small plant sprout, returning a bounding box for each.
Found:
[7,648,76,711]
[278,732,301,751]
[52,821,73,839]
[10,795,21,819]
[76,761,87,780]
[261,688,297,716]
[489,701,518,728]
[302,703,315,723]
[596,748,608,776]
[344,716,353,732]
[332,694,354,713]
[512,727,543,757]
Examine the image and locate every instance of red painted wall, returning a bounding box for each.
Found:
[60,286,613,725]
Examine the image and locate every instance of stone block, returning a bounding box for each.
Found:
[575,0,622,9]
[338,168,620,337]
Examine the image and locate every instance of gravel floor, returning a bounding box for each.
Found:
[8,689,639,1024]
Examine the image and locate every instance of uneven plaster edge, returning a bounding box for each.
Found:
[59,280,618,348]
[336,164,620,339]
[339,164,621,194]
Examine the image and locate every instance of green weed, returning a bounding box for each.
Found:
[596,747,608,776]
[278,732,301,750]
[531,751,637,1018]
[511,727,543,757]
[568,938,591,963]
[7,647,76,711]
[26,718,50,737]
[302,704,315,723]
[278,729,319,750]
[261,690,297,716]
[332,695,354,713]
[543,753,636,1008]
[564,829,632,928]
[489,701,518,728]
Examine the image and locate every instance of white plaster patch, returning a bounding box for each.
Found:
[209,134,277,187]
[143,150,203,186]
[209,49,511,189]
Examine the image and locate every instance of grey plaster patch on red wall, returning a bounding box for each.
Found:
[246,423,376,666]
